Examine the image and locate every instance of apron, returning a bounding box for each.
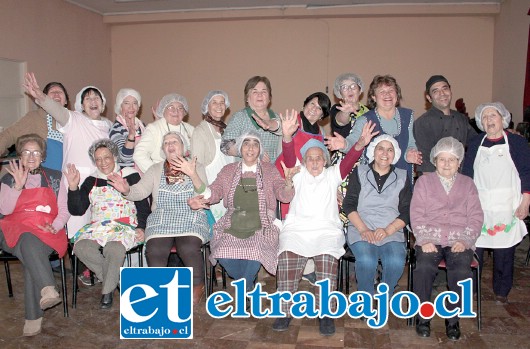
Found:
[0,175,67,257]
[145,173,209,242]
[204,123,232,221]
[42,114,63,171]
[274,114,324,218]
[473,133,527,248]
[72,174,138,250]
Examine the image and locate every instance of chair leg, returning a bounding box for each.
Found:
[202,244,209,298]
[477,263,481,331]
[72,254,78,309]
[407,256,414,326]
[60,257,68,317]
[4,261,13,298]
[138,246,144,267]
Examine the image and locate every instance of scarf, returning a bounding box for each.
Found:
[204,113,227,135]
[300,112,320,135]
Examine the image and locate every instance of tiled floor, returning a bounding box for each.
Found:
[2,238,530,348]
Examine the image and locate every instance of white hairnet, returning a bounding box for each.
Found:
[160,131,189,159]
[236,130,263,158]
[114,88,141,115]
[201,90,230,115]
[366,134,401,165]
[430,137,464,165]
[333,72,364,98]
[300,138,330,165]
[155,93,189,118]
[474,102,511,132]
[74,86,106,113]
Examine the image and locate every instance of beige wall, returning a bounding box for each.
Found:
[110,5,499,130]
[0,0,112,117]
[493,0,529,124]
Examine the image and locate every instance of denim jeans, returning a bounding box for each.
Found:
[218,258,261,291]
[349,241,406,295]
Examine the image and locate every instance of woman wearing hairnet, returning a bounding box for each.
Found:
[108,131,209,305]
[191,90,234,221]
[188,130,295,294]
[109,88,146,171]
[343,134,412,304]
[411,137,483,340]
[462,102,530,306]
[133,93,194,173]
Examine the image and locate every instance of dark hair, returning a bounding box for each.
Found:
[43,82,69,107]
[367,75,402,110]
[16,133,47,160]
[303,92,331,118]
[244,76,272,107]
[81,87,103,104]
[88,139,119,164]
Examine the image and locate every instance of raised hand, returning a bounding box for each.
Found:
[63,163,80,190]
[280,160,300,188]
[324,132,346,151]
[22,72,46,104]
[280,109,299,142]
[187,195,211,210]
[354,120,379,150]
[6,159,28,191]
[336,100,357,114]
[125,116,136,136]
[405,148,423,165]
[171,155,196,177]
[107,172,130,194]
[251,112,279,132]
[151,99,161,120]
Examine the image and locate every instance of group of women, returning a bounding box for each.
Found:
[0,71,528,340]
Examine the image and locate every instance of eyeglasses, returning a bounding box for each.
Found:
[166,105,185,113]
[340,83,359,92]
[20,150,42,158]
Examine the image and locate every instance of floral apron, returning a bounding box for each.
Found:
[72,176,138,250]
[473,133,527,248]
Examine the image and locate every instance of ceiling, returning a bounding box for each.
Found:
[65,0,500,16]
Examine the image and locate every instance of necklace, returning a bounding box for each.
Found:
[375,108,401,137]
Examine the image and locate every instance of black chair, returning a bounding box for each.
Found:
[1,249,68,317]
[72,243,144,308]
[406,228,482,331]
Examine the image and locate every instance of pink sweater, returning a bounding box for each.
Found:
[410,172,483,250]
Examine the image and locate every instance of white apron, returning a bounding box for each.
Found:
[204,123,233,221]
[473,133,527,248]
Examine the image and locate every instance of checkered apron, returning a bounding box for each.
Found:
[145,173,209,241]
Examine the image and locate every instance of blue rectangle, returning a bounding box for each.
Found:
[120,267,193,339]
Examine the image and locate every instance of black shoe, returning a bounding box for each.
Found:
[100,292,113,309]
[319,317,335,336]
[415,320,430,338]
[445,320,461,341]
[272,317,292,332]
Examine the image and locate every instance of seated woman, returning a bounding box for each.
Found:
[0,134,69,336]
[411,137,483,341]
[343,135,412,299]
[273,117,377,336]
[108,131,209,304]
[65,139,150,309]
[189,130,295,293]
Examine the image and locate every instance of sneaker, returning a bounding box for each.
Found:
[272,317,292,332]
[302,272,317,286]
[319,317,335,336]
[78,269,100,286]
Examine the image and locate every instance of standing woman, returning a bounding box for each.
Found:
[0,134,69,336]
[134,93,194,173]
[326,75,422,181]
[0,82,69,171]
[221,76,282,162]
[274,92,331,217]
[462,102,530,305]
[109,88,146,171]
[23,73,112,237]
[191,90,234,221]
